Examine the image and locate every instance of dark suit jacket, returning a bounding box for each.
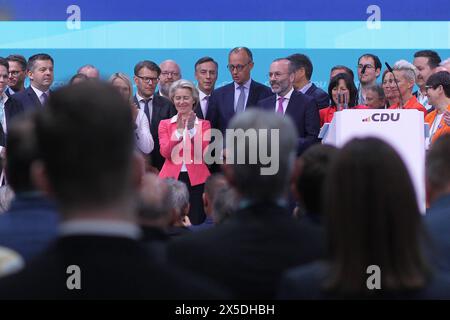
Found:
[0,193,59,262]
[168,202,325,299]
[257,90,320,155]
[11,86,48,112]
[0,234,229,299]
[305,83,330,109]
[0,97,24,147]
[195,101,206,119]
[425,194,450,271]
[134,94,176,170]
[207,80,273,133]
[278,261,450,299]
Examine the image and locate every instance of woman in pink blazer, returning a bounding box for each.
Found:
[158,79,211,225]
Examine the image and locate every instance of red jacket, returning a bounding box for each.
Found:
[158,115,211,186]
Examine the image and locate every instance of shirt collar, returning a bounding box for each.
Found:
[31,85,49,98]
[277,87,294,101]
[0,91,8,104]
[170,114,199,124]
[234,78,252,90]
[59,219,142,240]
[198,89,209,100]
[136,92,153,102]
[299,81,313,94]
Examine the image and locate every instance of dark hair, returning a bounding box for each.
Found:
[328,73,358,107]
[296,144,338,216]
[287,53,313,79]
[414,50,442,69]
[426,134,450,192]
[195,56,218,71]
[134,60,161,77]
[5,112,39,193]
[6,54,27,71]
[27,53,54,71]
[229,47,253,62]
[69,73,89,85]
[35,82,134,211]
[0,57,9,72]
[324,138,430,296]
[330,65,355,81]
[426,71,450,98]
[358,53,382,71]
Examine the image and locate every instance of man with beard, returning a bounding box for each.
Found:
[257,58,320,155]
[158,60,182,99]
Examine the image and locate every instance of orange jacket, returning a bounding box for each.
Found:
[425,105,450,145]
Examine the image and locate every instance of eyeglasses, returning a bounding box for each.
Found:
[8,71,21,76]
[136,75,159,84]
[357,64,375,69]
[268,72,289,79]
[227,63,250,72]
[160,71,180,77]
[425,85,437,92]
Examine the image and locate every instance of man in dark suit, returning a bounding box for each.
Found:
[0,57,23,168]
[168,110,325,299]
[194,56,218,120]
[132,60,176,171]
[287,53,329,109]
[6,54,27,96]
[11,53,54,111]
[425,135,450,272]
[258,58,320,155]
[0,112,59,262]
[0,82,227,299]
[207,47,273,134]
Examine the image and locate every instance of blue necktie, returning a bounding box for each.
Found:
[142,98,152,125]
[235,86,246,113]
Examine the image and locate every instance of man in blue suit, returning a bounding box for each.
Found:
[0,112,59,262]
[425,134,450,271]
[207,47,272,134]
[257,58,320,155]
[288,53,329,109]
[11,53,54,112]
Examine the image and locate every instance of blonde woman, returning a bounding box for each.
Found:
[109,73,154,155]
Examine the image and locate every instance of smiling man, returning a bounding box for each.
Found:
[194,57,218,119]
[257,58,320,155]
[12,53,54,111]
[413,50,442,111]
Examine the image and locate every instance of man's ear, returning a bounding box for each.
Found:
[31,160,53,197]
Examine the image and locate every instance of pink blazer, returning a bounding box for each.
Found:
[158,116,211,186]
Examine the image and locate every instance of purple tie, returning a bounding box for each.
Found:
[277,96,284,114]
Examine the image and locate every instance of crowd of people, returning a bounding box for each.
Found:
[0,47,449,299]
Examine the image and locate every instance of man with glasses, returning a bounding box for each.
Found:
[133,60,176,171]
[6,55,27,96]
[207,47,272,134]
[158,60,182,99]
[257,58,320,155]
[357,53,382,105]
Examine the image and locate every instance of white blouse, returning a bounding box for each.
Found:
[135,110,154,155]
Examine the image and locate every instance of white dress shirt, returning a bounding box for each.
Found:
[234,79,251,112]
[136,92,153,124]
[274,88,294,115]
[135,109,154,154]
[171,114,198,172]
[198,89,209,118]
[417,89,433,111]
[59,219,142,240]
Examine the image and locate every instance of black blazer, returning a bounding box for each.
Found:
[11,86,48,112]
[0,97,24,147]
[168,202,325,299]
[134,94,177,170]
[305,83,330,109]
[207,80,273,133]
[0,235,229,299]
[257,90,320,155]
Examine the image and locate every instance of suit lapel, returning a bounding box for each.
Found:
[246,80,257,107]
[28,87,42,107]
[224,84,235,119]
